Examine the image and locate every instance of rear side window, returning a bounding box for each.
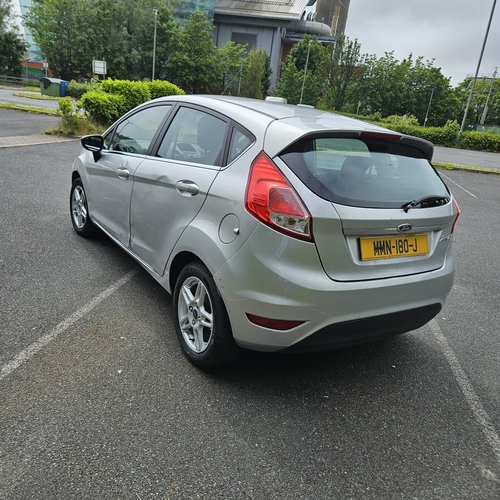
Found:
[279,137,450,209]
[228,127,254,164]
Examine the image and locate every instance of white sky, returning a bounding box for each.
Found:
[345,0,500,86]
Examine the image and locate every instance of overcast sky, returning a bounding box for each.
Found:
[345,0,500,86]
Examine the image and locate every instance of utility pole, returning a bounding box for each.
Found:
[152,9,158,81]
[480,67,497,124]
[424,87,436,126]
[300,40,312,104]
[458,0,497,141]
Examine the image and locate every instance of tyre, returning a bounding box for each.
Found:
[70,178,96,238]
[173,262,241,368]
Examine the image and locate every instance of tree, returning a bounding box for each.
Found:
[217,40,247,94]
[323,36,363,111]
[240,49,268,99]
[274,36,328,105]
[344,51,458,125]
[454,76,500,126]
[0,0,27,76]
[24,0,97,80]
[166,11,218,93]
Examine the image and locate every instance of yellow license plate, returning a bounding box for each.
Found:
[360,234,428,260]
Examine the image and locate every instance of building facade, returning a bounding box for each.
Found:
[214,0,333,87]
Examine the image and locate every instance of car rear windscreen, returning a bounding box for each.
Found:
[279,137,450,209]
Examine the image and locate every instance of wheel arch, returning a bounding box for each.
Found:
[168,251,204,295]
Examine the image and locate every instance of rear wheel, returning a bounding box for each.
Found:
[173,262,241,368]
[70,178,96,237]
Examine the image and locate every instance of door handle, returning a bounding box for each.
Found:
[117,168,130,179]
[175,180,200,196]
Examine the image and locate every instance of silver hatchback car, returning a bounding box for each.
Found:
[71,95,460,367]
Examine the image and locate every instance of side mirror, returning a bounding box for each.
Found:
[81,135,104,162]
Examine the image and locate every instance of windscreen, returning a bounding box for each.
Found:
[279,137,450,209]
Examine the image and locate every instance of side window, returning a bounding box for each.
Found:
[157,107,227,166]
[109,105,171,154]
[228,127,254,164]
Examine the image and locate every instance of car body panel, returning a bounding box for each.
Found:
[214,222,454,351]
[85,150,146,246]
[130,157,220,275]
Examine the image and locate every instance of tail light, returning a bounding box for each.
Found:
[451,198,460,233]
[245,152,312,241]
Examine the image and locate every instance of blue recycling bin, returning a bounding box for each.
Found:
[59,80,69,97]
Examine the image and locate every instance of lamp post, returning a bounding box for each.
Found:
[458,0,497,141]
[300,40,312,104]
[424,87,435,127]
[152,8,158,81]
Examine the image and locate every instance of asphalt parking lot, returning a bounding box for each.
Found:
[0,110,499,499]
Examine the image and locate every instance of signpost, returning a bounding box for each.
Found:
[92,60,107,77]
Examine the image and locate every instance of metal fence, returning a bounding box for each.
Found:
[0,74,41,87]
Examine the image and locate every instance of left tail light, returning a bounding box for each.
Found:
[451,198,460,234]
[244,152,312,241]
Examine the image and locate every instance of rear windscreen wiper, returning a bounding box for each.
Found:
[401,195,450,213]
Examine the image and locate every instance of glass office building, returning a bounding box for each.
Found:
[174,0,217,23]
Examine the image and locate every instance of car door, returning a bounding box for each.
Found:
[129,106,228,274]
[86,104,172,246]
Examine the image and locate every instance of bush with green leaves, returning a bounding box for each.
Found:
[459,131,500,153]
[148,80,185,100]
[66,78,99,99]
[100,79,151,110]
[79,90,126,126]
[79,78,183,126]
[381,120,460,147]
[57,97,80,133]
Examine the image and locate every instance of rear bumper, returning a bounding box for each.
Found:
[279,304,441,353]
[214,225,455,352]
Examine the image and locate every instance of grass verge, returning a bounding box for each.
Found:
[0,101,57,115]
[432,161,500,175]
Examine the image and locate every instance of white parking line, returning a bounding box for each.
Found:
[0,268,139,381]
[440,172,477,198]
[429,319,500,467]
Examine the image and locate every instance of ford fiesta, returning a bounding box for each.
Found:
[70,95,460,368]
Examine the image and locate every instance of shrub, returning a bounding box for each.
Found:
[66,78,99,99]
[100,79,151,111]
[148,80,185,100]
[79,90,126,126]
[459,131,500,153]
[56,97,81,133]
[381,120,460,147]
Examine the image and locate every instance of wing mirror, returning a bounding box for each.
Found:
[81,135,104,162]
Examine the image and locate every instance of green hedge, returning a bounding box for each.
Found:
[79,78,184,126]
[79,90,126,126]
[459,131,500,153]
[100,79,151,110]
[148,80,185,100]
[66,80,98,99]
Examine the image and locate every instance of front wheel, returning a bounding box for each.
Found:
[70,178,96,238]
[173,262,241,368]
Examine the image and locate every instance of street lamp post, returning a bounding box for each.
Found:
[300,40,312,104]
[152,8,158,81]
[424,87,435,127]
[458,0,497,141]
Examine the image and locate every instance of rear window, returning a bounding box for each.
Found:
[279,137,450,209]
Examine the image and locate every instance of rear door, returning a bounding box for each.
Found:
[129,106,229,274]
[277,135,459,282]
